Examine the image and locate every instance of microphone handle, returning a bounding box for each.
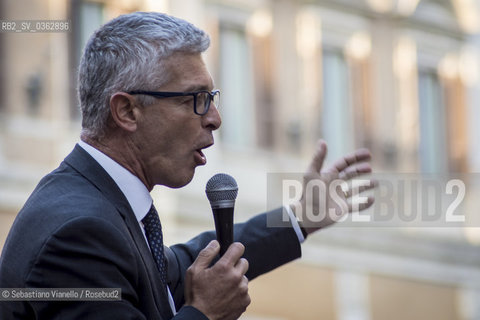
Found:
[212,207,234,256]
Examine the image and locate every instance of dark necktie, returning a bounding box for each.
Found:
[142,204,168,287]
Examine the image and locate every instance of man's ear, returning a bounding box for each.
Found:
[109,92,140,132]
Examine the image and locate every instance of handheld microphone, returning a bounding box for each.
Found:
[205,173,238,256]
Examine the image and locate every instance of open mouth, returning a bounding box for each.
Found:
[194,148,207,165]
[194,141,213,166]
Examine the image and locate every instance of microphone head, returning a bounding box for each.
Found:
[205,173,238,206]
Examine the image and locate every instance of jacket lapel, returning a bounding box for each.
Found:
[64,144,173,319]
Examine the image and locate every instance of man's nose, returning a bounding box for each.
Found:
[202,104,222,131]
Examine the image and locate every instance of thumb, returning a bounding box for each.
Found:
[307,140,328,174]
[192,240,220,269]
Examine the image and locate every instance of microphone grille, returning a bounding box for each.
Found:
[205,173,238,203]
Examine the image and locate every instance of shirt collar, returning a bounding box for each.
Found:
[78,141,152,222]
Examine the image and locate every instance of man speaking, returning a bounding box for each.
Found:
[0,12,374,319]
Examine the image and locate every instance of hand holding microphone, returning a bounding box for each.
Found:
[185,240,250,320]
[184,173,250,320]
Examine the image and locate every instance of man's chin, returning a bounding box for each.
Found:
[165,171,195,189]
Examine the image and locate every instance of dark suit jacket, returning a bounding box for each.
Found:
[0,145,302,319]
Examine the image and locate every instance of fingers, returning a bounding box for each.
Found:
[341,179,376,212]
[338,162,372,180]
[235,258,249,276]
[342,179,378,198]
[185,240,221,303]
[219,242,245,266]
[192,240,220,269]
[215,243,249,278]
[185,241,251,320]
[347,195,375,212]
[326,148,371,174]
[307,140,328,174]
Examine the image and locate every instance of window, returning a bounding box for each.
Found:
[69,0,104,118]
[418,69,448,173]
[321,48,354,159]
[218,23,255,148]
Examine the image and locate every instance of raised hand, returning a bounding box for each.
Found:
[292,140,376,234]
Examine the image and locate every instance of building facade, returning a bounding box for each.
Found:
[0,0,479,319]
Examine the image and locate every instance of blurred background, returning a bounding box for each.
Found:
[1,0,480,319]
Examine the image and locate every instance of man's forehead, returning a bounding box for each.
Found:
[162,53,214,90]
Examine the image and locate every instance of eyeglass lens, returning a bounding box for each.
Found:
[196,91,220,114]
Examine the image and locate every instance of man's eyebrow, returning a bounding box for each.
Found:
[182,83,215,92]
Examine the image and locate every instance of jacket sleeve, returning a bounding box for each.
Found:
[173,306,209,320]
[167,207,302,310]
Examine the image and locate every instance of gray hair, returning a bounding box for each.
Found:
[78,12,210,138]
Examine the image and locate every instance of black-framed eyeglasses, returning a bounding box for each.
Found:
[128,89,220,116]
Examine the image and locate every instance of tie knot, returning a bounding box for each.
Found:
[142,204,160,227]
